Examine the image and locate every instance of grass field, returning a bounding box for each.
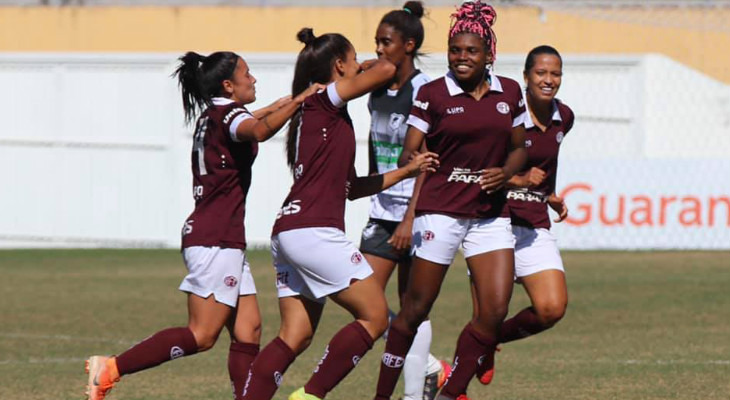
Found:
[0,250,728,400]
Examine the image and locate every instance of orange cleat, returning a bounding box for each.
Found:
[437,359,451,388]
[455,395,471,400]
[85,356,120,400]
[477,346,501,385]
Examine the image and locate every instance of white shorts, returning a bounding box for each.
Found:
[272,227,373,302]
[179,246,256,308]
[412,214,515,265]
[514,225,564,278]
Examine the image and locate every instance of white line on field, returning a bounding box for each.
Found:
[619,359,730,365]
[0,357,86,365]
[0,332,135,345]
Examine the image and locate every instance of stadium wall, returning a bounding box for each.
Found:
[1,53,728,250]
[0,5,729,83]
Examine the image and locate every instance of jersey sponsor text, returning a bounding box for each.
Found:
[447,167,482,184]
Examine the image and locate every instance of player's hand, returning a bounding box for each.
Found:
[296,83,327,102]
[272,95,292,110]
[548,194,568,222]
[523,167,546,187]
[480,167,507,192]
[388,215,414,251]
[359,59,378,72]
[404,150,439,177]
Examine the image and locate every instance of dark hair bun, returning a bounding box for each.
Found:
[297,28,316,46]
[403,1,424,18]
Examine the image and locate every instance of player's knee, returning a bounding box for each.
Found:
[402,301,430,331]
[233,320,262,344]
[278,328,314,355]
[191,329,220,352]
[534,300,567,327]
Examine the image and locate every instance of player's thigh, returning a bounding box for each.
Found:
[278,295,325,355]
[227,294,262,344]
[330,275,389,338]
[466,249,515,322]
[520,269,567,319]
[364,253,398,291]
[187,294,232,348]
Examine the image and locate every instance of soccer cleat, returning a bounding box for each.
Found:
[288,387,322,400]
[476,346,501,385]
[85,356,120,400]
[423,359,451,400]
[455,395,471,400]
[436,359,451,388]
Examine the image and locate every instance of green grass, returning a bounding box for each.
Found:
[0,250,728,400]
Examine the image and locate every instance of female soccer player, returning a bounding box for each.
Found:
[84,51,322,400]
[475,45,574,386]
[239,28,438,400]
[373,2,528,399]
[360,2,448,399]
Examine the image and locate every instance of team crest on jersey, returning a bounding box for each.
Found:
[389,113,406,131]
[170,346,185,360]
[556,131,564,143]
[525,139,533,148]
[496,102,510,114]
[423,230,435,241]
[351,252,363,264]
[223,275,238,288]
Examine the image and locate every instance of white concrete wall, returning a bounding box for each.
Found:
[0,53,728,249]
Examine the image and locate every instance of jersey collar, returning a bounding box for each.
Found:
[523,98,562,129]
[212,97,235,106]
[445,70,503,97]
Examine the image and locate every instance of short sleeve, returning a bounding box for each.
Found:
[511,89,528,128]
[564,105,575,134]
[407,85,432,134]
[223,106,254,142]
[327,82,346,108]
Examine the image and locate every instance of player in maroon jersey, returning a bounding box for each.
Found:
[474,45,574,387]
[374,2,528,399]
[361,2,450,399]
[240,28,438,400]
[84,51,322,400]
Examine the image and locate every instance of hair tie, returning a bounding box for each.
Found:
[403,7,412,14]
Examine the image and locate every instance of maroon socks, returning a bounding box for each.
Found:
[440,323,497,399]
[228,342,260,400]
[374,324,415,400]
[304,321,374,398]
[115,327,198,376]
[241,337,296,400]
[499,307,547,343]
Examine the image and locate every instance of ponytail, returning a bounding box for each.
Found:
[172,51,241,124]
[174,52,207,124]
[286,28,353,171]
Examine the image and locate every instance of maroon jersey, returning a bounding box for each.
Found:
[407,71,527,219]
[181,97,258,249]
[272,83,356,235]
[507,100,574,229]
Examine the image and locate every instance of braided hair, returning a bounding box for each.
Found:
[449,1,498,62]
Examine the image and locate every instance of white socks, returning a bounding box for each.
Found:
[402,320,433,400]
